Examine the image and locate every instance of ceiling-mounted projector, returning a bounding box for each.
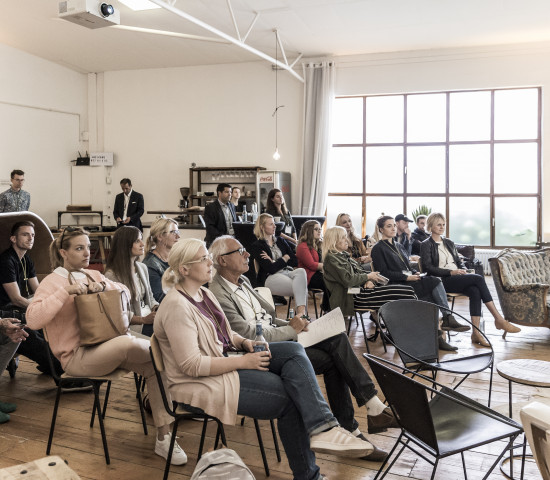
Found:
[59,0,120,29]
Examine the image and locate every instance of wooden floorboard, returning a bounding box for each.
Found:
[1,276,548,479]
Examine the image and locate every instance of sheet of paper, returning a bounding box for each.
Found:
[298,308,346,348]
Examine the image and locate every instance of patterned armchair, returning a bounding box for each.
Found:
[489,248,550,328]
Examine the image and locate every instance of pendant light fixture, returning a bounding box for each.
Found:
[272,29,284,161]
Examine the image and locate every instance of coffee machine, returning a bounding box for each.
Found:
[178,187,190,223]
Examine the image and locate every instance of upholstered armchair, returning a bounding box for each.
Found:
[489,248,550,328]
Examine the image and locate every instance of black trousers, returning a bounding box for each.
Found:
[442,274,493,317]
[307,271,331,312]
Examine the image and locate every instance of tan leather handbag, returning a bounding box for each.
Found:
[70,271,130,346]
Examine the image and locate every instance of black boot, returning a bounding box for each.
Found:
[438,330,458,351]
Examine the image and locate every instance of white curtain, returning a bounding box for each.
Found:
[299,61,335,216]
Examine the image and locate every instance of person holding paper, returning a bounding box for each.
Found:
[209,235,398,462]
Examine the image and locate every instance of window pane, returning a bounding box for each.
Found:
[407,94,446,142]
[366,96,404,143]
[332,97,363,144]
[365,196,403,236]
[495,197,538,247]
[494,143,538,193]
[326,196,363,231]
[449,197,490,246]
[407,146,446,193]
[449,91,491,141]
[449,144,490,193]
[365,146,403,193]
[407,197,446,221]
[327,147,363,192]
[495,88,539,140]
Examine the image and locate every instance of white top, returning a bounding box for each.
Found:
[436,242,458,270]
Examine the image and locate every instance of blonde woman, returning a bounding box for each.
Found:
[154,238,373,480]
[250,213,307,317]
[420,212,520,346]
[26,227,186,464]
[323,226,416,317]
[335,213,371,264]
[142,217,180,303]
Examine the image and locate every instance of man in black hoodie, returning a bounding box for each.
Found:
[411,215,430,255]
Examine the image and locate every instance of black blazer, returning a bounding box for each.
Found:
[113,190,144,231]
[420,237,465,277]
[204,200,237,247]
[250,237,298,286]
[371,239,417,283]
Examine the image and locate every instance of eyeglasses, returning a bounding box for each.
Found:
[186,253,214,264]
[167,230,180,236]
[220,247,246,257]
[60,226,77,247]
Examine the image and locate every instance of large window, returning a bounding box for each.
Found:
[327,88,541,248]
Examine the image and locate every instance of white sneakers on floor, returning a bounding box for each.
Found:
[155,432,188,465]
[310,426,373,458]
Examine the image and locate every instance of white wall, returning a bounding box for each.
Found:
[334,41,550,235]
[101,61,303,225]
[0,43,88,227]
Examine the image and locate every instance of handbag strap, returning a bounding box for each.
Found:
[96,292,126,336]
[68,269,96,285]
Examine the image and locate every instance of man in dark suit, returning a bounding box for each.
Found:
[204,183,236,247]
[113,178,144,231]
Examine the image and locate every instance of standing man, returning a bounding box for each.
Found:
[113,178,144,231]
[395,213,414,256]
[0,170,30,212]
[203,183,236,247]
[208,236,398,462]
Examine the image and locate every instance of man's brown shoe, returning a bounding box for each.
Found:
[367,408,399,434]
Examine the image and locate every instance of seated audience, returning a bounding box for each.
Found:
[323,227,417,317]
[371,215,468,351]
[420,212,521,346]
[209,235,398,462]
[394,214,415,256]
[335,213,371,266]
[26,227,187,465]
[410,214,429,255]
[365,225,381,249]
[0,221,64,380]
[105,226,158,337]
[154,238,374,480]
[296,220,330,313]
[265,188,297,245]
[0,315,28,424]
[143,217,180,303]
[204,183,236,248]
[250,214,307,317]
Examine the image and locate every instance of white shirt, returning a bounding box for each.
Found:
[123,189,133,221]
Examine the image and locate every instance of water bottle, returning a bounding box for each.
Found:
[253,319,267,352]
[242,204,248,223]
[288,308,295,320]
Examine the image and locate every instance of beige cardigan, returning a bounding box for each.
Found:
[154,286,240,425]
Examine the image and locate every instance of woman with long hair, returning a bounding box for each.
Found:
[420,212,520,346]
[371,216,466,351]
[155,238,373,480]
[323,226,417,317]
[296,220,330,312]
[26,227,186,464]
[265,188,297,245]
[335,213,371,265]
[250,213,308,317]
[105,226,158,337]
[142,217,180,303]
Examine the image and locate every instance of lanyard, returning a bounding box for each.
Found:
[381,240,408,268]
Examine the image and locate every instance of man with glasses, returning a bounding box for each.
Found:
[208,236,398,463]
[204,183,236,248]
[0,169,30,212]
[113,178,144,231]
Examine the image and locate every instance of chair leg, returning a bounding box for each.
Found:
[253,418,270,476]
[461,452,468,480]
[46,385,63,455]
[90,381,104,428]
[270,419,281,462]
[198,417,209,459]
[357,312,370,354]
[375,435,407,480]
[430,458,439,480]
[133,373,148,435]
[162,419,181,480]
[92,383,111,464]
[312,292,319,319]
[488,363,494,407]
[240,416,246,426]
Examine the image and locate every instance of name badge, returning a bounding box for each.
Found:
[402,270,412,276]
[347,287,361,294]
[285,225,292,234]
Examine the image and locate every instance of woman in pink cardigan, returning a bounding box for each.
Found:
[296,220,330,313]
[26,227,187,466]
[154,238,373,480]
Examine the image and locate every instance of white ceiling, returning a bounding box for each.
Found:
[2,0,550,74]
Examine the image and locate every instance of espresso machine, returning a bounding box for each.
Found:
[178,187,190,223]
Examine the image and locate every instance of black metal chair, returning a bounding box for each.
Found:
[364,354,523,480]
[43,333,148,465]
[378,299,495,405]
[150,334,278,479]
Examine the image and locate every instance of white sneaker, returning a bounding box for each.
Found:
[310,426,373,458]
[155,432,188,465]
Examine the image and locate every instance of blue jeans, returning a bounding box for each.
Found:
[237,341,338,480]
[305,332,377,432]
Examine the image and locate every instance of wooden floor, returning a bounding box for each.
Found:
[1,277,549,479]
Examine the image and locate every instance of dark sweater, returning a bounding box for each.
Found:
[250,237,298,286]
[411,227,430,255]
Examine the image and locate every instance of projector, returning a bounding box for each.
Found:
[58,0,120,29]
